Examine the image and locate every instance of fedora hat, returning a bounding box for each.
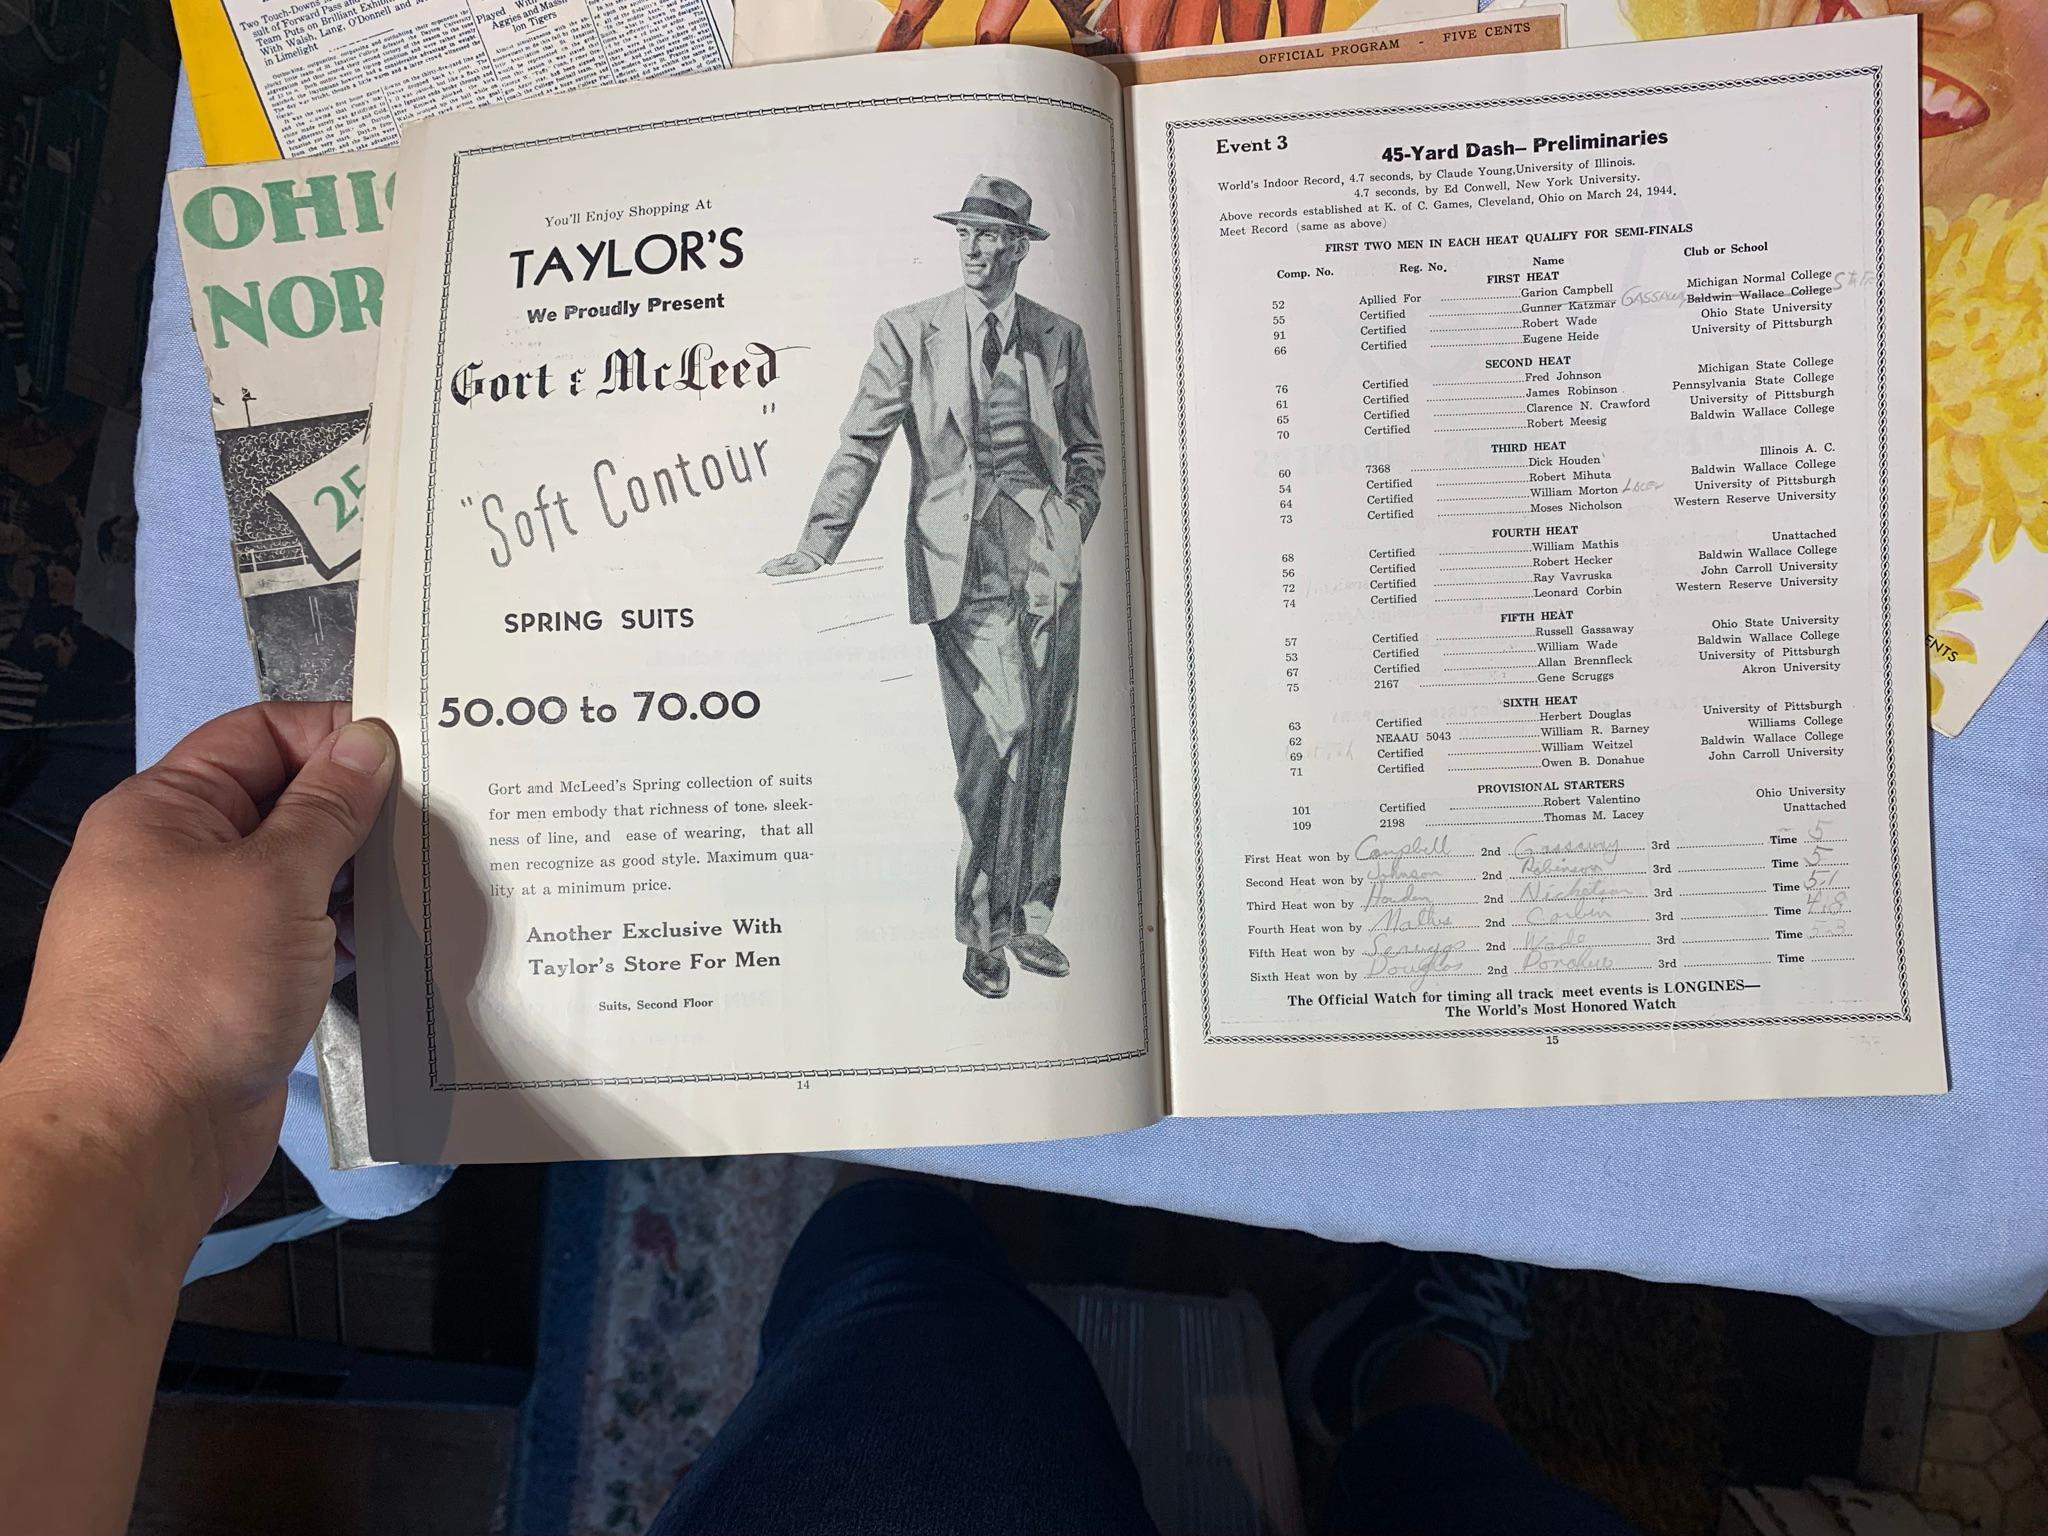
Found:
[933,175,1049,241]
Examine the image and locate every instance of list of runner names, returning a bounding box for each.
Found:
[1164,84,1907,1035]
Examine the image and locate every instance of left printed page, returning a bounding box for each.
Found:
[353,46,1160,1162]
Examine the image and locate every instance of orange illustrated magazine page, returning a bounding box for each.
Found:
[736,0,1483,64]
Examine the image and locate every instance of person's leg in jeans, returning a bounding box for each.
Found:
[1287,1251,1646,1536]
[646,1177,1159,1536]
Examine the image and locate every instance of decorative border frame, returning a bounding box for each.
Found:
[415,92,1152,1089]
[1159,68,1915,1045]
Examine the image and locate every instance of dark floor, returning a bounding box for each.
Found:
[174,1159,546,1364]
[0,719,133,1051]
[965,1181,1873,1536]
[142,1160,546,1534]
[145,1166,1876,1536]
[0,0,172,1038]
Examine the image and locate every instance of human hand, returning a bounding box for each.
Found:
[7,703,396,1241]
[760,550,824,577]
[1042,491,1083,544]
[1037,493,1083,584]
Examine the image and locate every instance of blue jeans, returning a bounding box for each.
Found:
[647,1179,1643,1536]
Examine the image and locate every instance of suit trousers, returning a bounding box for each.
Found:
[931,489,1082,951]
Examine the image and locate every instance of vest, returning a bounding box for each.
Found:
[972,324,1052,516]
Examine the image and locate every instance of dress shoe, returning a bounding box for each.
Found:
[1006,935,1070,978]
[963,946,1010,999]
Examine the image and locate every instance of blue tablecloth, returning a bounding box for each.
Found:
[142,84,2046,1332]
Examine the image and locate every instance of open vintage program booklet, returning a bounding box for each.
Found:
[352,18,1944,1164]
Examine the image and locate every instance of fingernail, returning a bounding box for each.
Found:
[333,720,393,775]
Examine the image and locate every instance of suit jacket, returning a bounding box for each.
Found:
[797,288,1105,625]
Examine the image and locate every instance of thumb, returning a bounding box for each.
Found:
[249,718,397,902]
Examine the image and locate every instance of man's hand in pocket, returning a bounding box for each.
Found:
[1037,492,1084,584]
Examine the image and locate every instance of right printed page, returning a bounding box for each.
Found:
[1132,18,1948,1114]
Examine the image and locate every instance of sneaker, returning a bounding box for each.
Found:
[1283,1250,1538,1447]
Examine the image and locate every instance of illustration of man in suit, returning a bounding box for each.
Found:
[761,175,1104,1001]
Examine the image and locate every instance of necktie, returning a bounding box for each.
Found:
[982,311,1002,376]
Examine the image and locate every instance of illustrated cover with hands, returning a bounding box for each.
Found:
[345,21,1946,1166]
